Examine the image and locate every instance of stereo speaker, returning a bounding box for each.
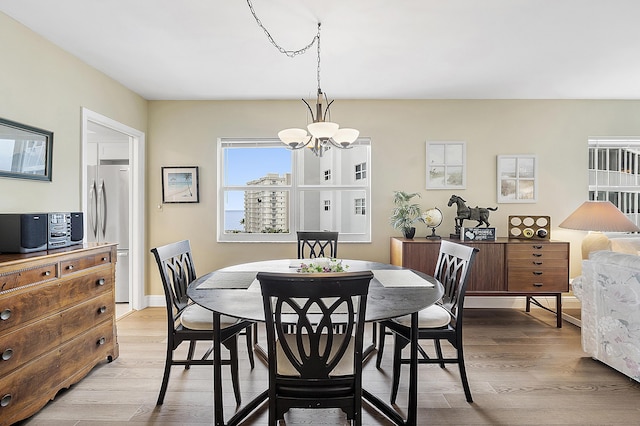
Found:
[508,215,551,240]
[0,213,48,253]
[70,212,84,243]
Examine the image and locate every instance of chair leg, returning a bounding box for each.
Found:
[246,324,255,369]
[457,346,473,403]
[376,323,386,368]
[390,333,409,404]
[434,339,445,368]
[225,335,242,405]
[157,345,173,405]
[185,340,196,370]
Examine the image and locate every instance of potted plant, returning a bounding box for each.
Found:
[389,190,425,239]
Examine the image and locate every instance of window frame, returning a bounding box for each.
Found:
[217,137,371,243]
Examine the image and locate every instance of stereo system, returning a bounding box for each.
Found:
[0,212,84,253]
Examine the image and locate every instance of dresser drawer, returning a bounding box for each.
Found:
[0,282,61,334]
[507,268,569,292]
[507,243,568,259]
[61,292,114,342]
[59,321,116,379]
[60,250,112,276]
[0,349,63,426]
[59,269,113,310]
[0,314,62,378]
[508,258,568,268]
[0,263,58,293]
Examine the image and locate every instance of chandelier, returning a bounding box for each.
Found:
[247,1,360,157]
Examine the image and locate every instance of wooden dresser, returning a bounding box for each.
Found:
[0,243,119,425]
[390,237,569,327]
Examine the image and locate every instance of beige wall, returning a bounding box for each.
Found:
[0,12,147,213]
[147,99,640,295]
[5,12,640,300]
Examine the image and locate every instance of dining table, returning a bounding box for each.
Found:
[187,258,444,426]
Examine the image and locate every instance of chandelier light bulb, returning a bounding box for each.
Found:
[333,128,360,146]
[307,121,339,139]
[278,128,308,146]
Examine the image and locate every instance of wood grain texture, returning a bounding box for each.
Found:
[15,306,640,425]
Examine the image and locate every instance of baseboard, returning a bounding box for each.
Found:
[145,294,166,308]
[465,295,580,309]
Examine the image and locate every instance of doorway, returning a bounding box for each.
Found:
[81,108,145,317]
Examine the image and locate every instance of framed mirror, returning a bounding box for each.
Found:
[0,117,53,181]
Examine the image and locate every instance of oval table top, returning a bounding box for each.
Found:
[187,258,443,322]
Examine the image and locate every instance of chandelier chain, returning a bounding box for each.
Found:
[246,0,320,59]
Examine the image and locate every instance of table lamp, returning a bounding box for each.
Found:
[559,200,640,259]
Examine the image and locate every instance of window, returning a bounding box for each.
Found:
[589,138,640,226]
[218,138,371,242]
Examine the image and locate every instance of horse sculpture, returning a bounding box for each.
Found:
[447,195,498,230]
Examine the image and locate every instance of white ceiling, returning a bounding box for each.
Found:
[2,0,640,101]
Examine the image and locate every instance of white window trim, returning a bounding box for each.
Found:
[217,138,371,243]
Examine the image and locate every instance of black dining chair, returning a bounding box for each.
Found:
[376,240,479,403]
[257,270,373,425]
[151,240,254,405]
[297,231,339,259]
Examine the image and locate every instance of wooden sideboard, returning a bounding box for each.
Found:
[0,243,119,425]
[390,237,569,327]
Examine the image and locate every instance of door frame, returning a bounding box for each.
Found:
[81,108,146,311]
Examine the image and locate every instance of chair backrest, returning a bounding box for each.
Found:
[433,240,479,323]
[297,231,339,259]
[258,271,372,380]
[150,240,197,319]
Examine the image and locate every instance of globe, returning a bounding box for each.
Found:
[423,207,443,239]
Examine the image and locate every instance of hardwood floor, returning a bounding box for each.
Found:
[17,307,640,425]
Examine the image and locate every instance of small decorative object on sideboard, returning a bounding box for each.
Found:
[389,190,425,239]
[423,207,443,239]
[447,194,498,238]
[461,227,496,241]
[508,215,551,240]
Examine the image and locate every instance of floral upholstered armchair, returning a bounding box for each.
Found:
[573,250,640,382]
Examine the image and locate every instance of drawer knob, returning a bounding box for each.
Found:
[101,256,108,261]
[97,337,106,346]
[1,348,13,361]
[0,394,11,407]
[0,309,10,321]
[67,265,74,270]
[533,261,543,265]
[532,253,542,257]
[43,270,51,276]
[97,278,106,286]
[533,283,543,287]
[533,271,543,276]
[533,245,543,249]
[98,306,107,314]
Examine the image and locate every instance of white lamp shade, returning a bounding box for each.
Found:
[332,128,359,144]
[307,121,339,139]
[278,128,308,144]
[559,201,640,232]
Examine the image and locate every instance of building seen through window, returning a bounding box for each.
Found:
[589,138,640,226]
[218,138,371,242]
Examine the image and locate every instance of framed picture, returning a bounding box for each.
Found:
[497,155,537,203]
[0,117,53,181]
[162,166,199,203]
[426,141,466,189]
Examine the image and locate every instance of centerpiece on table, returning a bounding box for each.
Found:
[297,258,349,273]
